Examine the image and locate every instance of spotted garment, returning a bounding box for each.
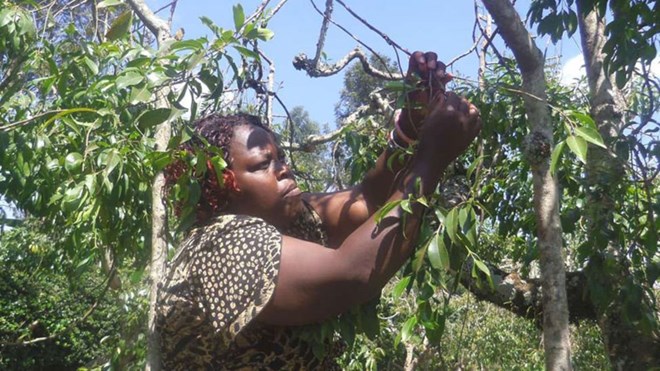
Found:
[155,200,340,370]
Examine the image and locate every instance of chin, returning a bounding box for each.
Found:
[277,197,304,227]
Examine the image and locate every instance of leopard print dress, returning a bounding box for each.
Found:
[155,200,341,370]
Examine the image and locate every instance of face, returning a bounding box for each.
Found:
[224,124,303,229]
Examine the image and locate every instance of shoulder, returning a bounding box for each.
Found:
[185,214,282,249]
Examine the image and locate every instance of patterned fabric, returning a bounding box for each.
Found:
[155,200,339,370]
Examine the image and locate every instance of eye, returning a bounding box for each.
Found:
[277,149,287,163]
[258,159,271,170]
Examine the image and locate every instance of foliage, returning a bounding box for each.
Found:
[528,0,658,86]
[0,221,147,370]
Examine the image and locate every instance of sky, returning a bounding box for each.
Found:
[152,0,585,127]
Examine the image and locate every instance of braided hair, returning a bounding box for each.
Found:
[164,113,271,224]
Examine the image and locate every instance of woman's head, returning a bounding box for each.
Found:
[165,113,303,227]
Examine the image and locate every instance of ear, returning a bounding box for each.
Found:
[223,170,241,194]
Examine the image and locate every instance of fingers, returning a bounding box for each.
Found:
[407,51,444,82]
[424,52,438,73]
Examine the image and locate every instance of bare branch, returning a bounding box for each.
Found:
[293,47,402,80]
[279,126,347,152]
[306,0,398,79]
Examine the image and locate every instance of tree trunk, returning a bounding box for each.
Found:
[481,1,572,369]
[576,4,660,369]
[125,1,173,370]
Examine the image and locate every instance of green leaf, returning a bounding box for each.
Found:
[466,154,483,180]
[234,45,260,60]
[232,4,245,31]
[129,84,151,104]
[43,108,98,128]
[393,276,411,298]
[474,259,490,276]
[116,72,144,90]
[65,152,83,172]
[473,258,494,288]
[550,141,565,175]
[400,199,412,214]
[210,155,227,186]
[566,135,588,164]
[374,200,401,224]
[105,10,132,41]
[97,0,123,9]
[170,39,205,52]
[416,195,429,207]
[255,28,274,41]
[0,9,14,28]
[82,56,99,75]
[104,149,122,176]
[401,316,417,342]
[575,126,606,148]
[428,233,449,271]
[138,108,171,130]
[569,111,596,129]
[444,208,459,244]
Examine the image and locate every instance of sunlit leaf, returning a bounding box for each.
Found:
[401,316,417,342]
[428,233,449,271]
[64,152,83,172]
[393,276,411,298]
[116,72,144,90]
[374,200,401,224]
[575,126,606,148]
[232,4,245,31]
[550,140,565,175]
[566,135,588,164]
[444,208,459,244]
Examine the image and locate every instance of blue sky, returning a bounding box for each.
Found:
[156,0,583,126]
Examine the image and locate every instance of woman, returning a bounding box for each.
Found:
[156,52,482,369]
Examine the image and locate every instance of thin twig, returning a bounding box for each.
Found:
[335,0,410,56]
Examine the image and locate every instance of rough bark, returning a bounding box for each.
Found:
[481,1,572,369]
[125,1,172,370]
[460,260,595,324]
[577,4,660,369]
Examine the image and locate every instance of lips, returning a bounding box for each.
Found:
[283,183,302,198]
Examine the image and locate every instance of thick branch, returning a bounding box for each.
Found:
[126,0,170,43]
[460,260,595,324]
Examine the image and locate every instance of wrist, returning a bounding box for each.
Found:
[394,110,419,142]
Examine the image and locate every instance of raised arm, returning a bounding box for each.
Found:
[304,51,453,246]
[258,91,481,326]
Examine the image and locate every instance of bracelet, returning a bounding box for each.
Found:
[394,113,418,145]
[388,129,407,151]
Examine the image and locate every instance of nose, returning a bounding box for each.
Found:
[275,159,292,180]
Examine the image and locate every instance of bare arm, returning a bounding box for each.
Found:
[258,92,482,326]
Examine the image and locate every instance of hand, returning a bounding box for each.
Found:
[396,51,453,141]
[417,92,482,167]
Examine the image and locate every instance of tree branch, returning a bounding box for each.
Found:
[126,0,169,43]
[460,259,596,324]
[293,47,402,80]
